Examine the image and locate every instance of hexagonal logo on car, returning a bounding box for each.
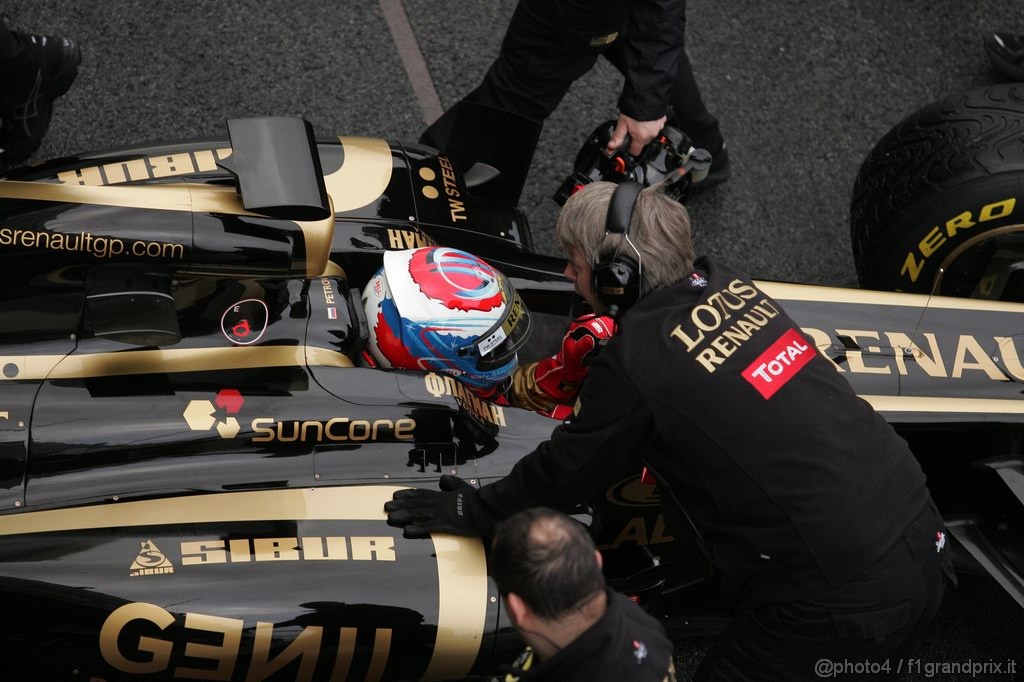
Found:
[183,388,244,439]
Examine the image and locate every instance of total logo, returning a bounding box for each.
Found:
[183,388,244,439]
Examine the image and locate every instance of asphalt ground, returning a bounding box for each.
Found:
[3,1,1024,679]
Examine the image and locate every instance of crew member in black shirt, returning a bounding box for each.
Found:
[421,0,728,188]
[387,181,954,680]
[492,507,676,681]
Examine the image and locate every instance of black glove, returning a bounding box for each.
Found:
[385,475,480,539]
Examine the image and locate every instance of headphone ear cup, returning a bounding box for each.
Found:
[592,181,644,311]
[592,256,641,310]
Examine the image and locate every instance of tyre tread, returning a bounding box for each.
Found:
[851,85,1024,283]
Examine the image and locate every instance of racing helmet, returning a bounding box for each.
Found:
[361,247,531,389]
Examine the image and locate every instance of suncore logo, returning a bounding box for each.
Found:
[183,389,244,439]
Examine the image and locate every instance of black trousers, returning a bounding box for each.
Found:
[0,22,17,60]
[420,0,723,158]
[695,504,956,681]
[0,23,26,111]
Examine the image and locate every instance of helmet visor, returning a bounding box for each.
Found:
[474,285,532,371]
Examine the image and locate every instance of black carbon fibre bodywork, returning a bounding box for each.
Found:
[0,119,1021,680]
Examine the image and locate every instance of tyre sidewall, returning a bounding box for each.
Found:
[858,173,1024,294]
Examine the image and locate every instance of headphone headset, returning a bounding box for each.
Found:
[591,181,644,313]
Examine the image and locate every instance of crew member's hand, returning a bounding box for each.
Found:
[607,113,667,156]
[384,475,480,539]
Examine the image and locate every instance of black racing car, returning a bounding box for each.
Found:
[0,98,1021,680]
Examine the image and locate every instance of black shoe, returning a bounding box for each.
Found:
[0,31,81,166]
[984,32,1024,81]
[690,144,730,192]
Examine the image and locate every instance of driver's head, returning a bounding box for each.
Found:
[361,247,531,389]
[555,182,696,296]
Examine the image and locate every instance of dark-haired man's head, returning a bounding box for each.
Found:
[490,507,607,659]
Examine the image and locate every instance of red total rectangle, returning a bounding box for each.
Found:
[742,328,814,399]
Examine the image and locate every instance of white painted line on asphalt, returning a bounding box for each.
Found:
[379,0,444,127]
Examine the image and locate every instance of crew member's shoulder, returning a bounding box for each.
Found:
[606,590,667,633]
[699,255,757,285]
[601,592,677,681]
[619,255,716,320]
[517,592,675,681]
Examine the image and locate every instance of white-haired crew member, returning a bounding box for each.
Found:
[386,182,955,680]
[492,507,676,681]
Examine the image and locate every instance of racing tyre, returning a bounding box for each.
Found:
[851,84,1024,299]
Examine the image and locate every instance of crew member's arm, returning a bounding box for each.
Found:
[385,349,654,538]
[607,0,686,155]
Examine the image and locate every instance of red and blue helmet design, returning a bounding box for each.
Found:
[362,247,531,389]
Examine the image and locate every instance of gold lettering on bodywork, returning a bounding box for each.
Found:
[995,337,1024,381]
[302,536,349,560]
[351,536,396,561]
[437,156,468,222]
[180,541,228,566]
[57,165,104,186]
[799,327,845,372]
[55,147,233,186]
[651,515,674,544]
[149,153,197,179]
[331,628,358,681]
[387,229,404,249]
[834,330,892,375]
[448,198,468,222]
[423,373,507,426]
[193,149,219,172]
[367,628,393,681]
[230,538,251,563]
[253,538,301,561]
[100,603,175,674]
[598,515,675,550]
[885,332,947,377]
[182,537,388,564]
[386,227,435,250]
[249,622,322,681]
[952,335,1006,380]
[180,612,243,680]
[101,158,151,184]
[100,602,392,681]
[609,517,647,549]
[250,416,415,443]
[425,373,446,397]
